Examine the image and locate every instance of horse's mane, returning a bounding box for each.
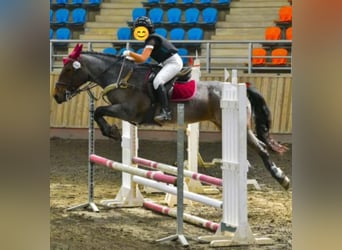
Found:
[81,51,121,59]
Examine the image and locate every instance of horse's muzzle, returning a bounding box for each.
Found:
[53,93,66,104]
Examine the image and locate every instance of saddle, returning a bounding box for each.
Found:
[147,66,195,103]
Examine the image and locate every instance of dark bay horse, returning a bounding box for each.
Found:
[53,44,290,190]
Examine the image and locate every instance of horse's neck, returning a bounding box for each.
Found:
[81,53,122,87]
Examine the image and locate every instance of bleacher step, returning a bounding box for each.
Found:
[229,7,281,14]
[230,1,287,8]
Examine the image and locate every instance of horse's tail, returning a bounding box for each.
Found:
[246,82,288,154]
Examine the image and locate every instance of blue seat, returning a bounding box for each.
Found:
[50,28,54,39]
[170,28,185,40]
[182,0,195,4]
[70,8,87,25]
[155,27,168,38]
[187,27,204,40]
[55,8,69,24]
[202,7,218,24]
[117,27,132,40]
[56,27,71,39]
[69,0,84,7]
[199,0,212,3]
[88,0,102,5]
[166,8,182,25]
[184,7,200,24]
[103,47,117,55]
[164,0,177,4]
[50,9,54,23]
[148,7,164,24]
[218,0,231,4]
[177,48,189,65]
[55,0,68,6]
[132,8,147,21]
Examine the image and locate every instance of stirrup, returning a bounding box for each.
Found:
[154,110,172,121]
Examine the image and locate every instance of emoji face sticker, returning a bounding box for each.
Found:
[133,26,149,41]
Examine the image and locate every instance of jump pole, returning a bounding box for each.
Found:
[198,70,273,247]
[143,200,219,232]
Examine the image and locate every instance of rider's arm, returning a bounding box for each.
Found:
[128,45,153,63]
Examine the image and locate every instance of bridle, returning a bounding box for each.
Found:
[55,55,130,101]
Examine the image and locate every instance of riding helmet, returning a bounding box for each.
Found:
[133,16,155,33]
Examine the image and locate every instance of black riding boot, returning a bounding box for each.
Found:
[154,85,172,121]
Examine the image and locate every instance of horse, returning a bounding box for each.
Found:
[53,44,290,190]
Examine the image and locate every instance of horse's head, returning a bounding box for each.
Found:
[53,44,90,104]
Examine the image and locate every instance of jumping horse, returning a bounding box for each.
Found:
[53,44,290,190]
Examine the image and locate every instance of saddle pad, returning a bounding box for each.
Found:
[171,79,197,102]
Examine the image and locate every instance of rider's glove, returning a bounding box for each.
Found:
[122,50,135,61]
[122,50,130,57]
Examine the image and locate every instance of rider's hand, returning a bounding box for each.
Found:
[122,50,135,61]
[122,50,130,57]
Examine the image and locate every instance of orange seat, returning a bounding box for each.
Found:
[252,48,267,65]
[265,26,282,40]
[271,48,288,65]
[286,27,292,40]
[279,6,292,22]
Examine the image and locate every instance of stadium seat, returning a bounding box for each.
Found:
[56,27,71,39]
[166,8,182,26]
[286,27,292,40]
[187,27,204,40]
[50,9,54,23]
[88,0,102,5]
[278,6,292,22]
[170,28,185,40]
[271,48,288,65]
[132,8,147,21]
[71,0,84,4]
[117,27,132,40]
[55,0,68,7]
[70,8,87,25]
[202,7,218,24]
[182,0,195,5]
[148,8,164,25]
[218,0,231,4]
[54,8,69,25]
[252,48,267,65]
[177,48,189,65]
[184,8,200,25]
[50,28,54,39]
[200,0,212,3]
[155,27,168,38]
[103,47,117,55]
[265,26,281,40]
[68,0,84,8]
[164,0,177,5]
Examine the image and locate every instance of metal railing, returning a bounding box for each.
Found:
[50,39,292,74]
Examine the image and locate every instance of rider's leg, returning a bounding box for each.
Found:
[153,54,183,121]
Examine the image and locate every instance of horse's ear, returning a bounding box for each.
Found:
[69,43,83,60]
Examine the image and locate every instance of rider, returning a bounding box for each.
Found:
[122,16,183,122]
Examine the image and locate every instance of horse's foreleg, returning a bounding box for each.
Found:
[94,105,130,141]
[247,129,290,190]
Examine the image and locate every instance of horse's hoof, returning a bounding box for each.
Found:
[280,176,290,190]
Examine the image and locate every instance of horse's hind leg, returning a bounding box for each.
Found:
[248,129,290,190]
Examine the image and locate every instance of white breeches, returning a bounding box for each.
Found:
[153,54,183,89]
